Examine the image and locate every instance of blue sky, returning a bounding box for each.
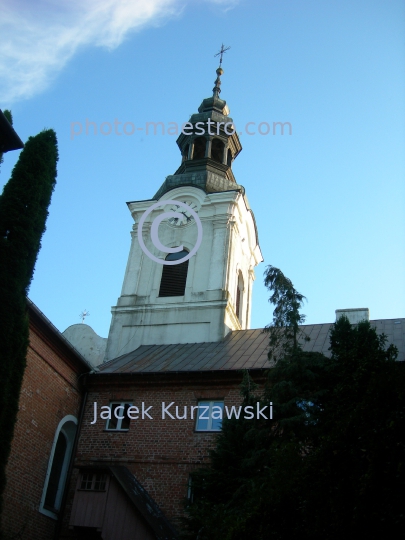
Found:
[1,0,404,338]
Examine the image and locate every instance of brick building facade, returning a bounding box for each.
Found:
[66,370,254,531]
[1,300,90,539]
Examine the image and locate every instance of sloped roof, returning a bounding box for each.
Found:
[27,298,93,372]
[99,319,405,374]
[109,466,178,540]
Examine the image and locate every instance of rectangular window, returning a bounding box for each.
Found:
[195,400,224,432]
[80,472,107,491]
[105,402,132,431]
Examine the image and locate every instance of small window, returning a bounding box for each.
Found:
[105,402,132,431]
[195,401,224,432]
[158,250,189,297]
[80,472,107,491]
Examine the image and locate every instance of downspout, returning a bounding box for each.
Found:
[53,372,90,540]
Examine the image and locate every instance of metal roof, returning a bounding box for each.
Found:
[99,319,405,374]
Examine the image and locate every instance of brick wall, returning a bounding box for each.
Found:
[65,371,263,532]
[1,309,86,540]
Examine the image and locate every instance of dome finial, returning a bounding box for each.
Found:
[213,43,230,97]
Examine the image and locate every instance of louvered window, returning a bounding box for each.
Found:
[159,250,189,297]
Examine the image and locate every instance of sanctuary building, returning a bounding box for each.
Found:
[2,66,405,540]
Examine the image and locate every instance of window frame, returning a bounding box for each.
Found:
[104,402,132,432]
[194,400,224,432]
[79,471,108,492]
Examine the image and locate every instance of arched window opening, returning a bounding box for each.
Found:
[211,138,225,163]
[227,148,232,166]
[44,431,67,510]
[192,137,205,160]
[182,144,189,163]
[159,250,189,297]
[235,272,244,325]
[40,416,77,518]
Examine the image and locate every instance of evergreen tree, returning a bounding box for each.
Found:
[183,268,329,540]
[183,269,404,539]
[301,316,404,539]
[263,265,310,362]
[0,129,58,525]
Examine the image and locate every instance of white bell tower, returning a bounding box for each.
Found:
[105,67,263,362]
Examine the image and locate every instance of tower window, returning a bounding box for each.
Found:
[227,148,232,166]
[159,250,189,297]
[235,272,244,324]
[211,138,225,163]
[192,137,206,160]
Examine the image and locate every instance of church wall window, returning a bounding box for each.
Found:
[211,138,225,163]
[192,137,206,160]
[105,402,132,431]
[158,250,189,297]
[195,400,224,432]
[39,415,77,519]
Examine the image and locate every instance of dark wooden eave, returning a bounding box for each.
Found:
[0,110,24,153]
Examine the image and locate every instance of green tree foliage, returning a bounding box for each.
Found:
[263,265,310,361]
[301,317,404,538]
[183,268,328,539]
[0,129,58,523]
[183,268,404,539]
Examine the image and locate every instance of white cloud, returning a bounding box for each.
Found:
[0,0,238,104]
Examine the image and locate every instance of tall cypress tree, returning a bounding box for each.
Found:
[0,128,58,524]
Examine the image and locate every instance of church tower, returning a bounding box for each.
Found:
[104,63,263,362]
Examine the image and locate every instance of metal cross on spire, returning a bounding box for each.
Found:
[79,309,90,323]
[212,44,230,97]
[214,43,231,66]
